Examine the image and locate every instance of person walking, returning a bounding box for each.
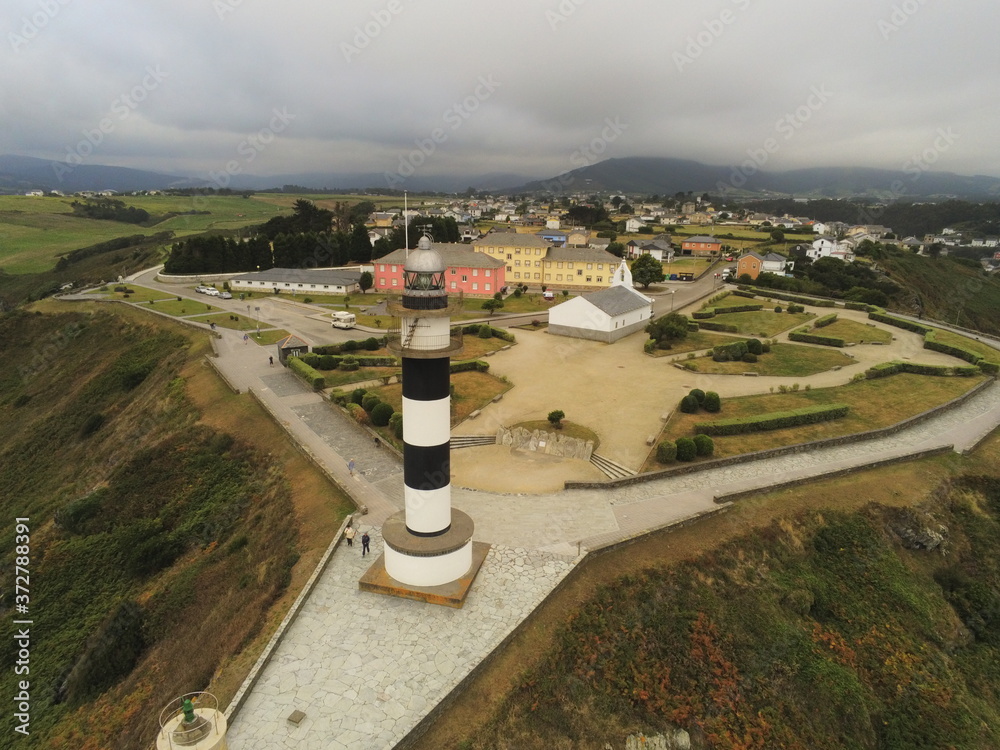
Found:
[269,355,274,366]
[361,531,371,556]
[348,458,356,476]
[243,333,249,345]
[344,524,356,547]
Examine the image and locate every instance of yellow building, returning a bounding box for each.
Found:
[472,232,619,290]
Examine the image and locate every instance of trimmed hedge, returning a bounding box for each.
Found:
[460,324,515,342]
[656,441,677,463]
[814,313,838,328]
[450,359,490,373]
[867,310,1000,373]
[731,290,757,299]
[287,356,325,390]
[865,361,980,379]
[371,402,394,426]
[675,437,697,461]
[694,304,762,320]
[844,301,875,311]
[698,321,738,333]
[694,403,850,436]
[313,337,388,355]
[788,328,846,347]
[692,310,716,320]
[749,288,837,307]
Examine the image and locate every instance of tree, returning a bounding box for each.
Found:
[630,253,665,288]
[358,271,373,294]
[481,298,504,315]
[349,223,372,263]
[607,241,625,258]
[770,229,785,243]
[547,410,565,429]
[645,312,689,348]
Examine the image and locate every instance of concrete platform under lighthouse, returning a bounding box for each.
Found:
[359,510,490,608]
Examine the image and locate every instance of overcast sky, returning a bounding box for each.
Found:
[2,0,997,186]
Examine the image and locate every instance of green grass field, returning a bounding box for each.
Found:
[659,371,983,460]
[648,330,757,357]
[819,318,894,345]
[711,309,816,336]
[686,342,856,376]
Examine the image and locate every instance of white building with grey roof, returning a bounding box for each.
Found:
[547,259,653,343]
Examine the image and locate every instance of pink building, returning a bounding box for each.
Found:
[374,243,506,296]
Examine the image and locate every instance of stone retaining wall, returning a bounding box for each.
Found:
[497,425,594,461]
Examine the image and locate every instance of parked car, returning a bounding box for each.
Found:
[220,291,232,299]
[204,288,221,297]
[194,285,210,294]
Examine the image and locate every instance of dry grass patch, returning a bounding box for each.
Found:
[818,318,893,344]
[660,372,983,458]
[691,342,855,376]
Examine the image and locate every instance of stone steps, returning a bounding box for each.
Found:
[450,435,497,449]
[589,453,636,480]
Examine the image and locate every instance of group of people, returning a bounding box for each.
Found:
[343,523,371,555]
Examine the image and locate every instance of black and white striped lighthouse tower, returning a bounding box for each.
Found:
[380,236,476,588]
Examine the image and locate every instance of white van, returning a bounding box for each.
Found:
[331,311,356,329]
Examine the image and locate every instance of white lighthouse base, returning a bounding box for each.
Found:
[359,510,489,608]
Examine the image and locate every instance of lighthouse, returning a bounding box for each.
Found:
[369,235,484,597]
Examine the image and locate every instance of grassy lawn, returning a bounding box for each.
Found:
[684,342,856,376]
[931,328,1000,363]
[819,318,893,344]
[94,285,178,303]
[460,335,509,359]
[367,370,510,426]
[650,372,983,465]
[648,330,756,357]
[323,367,398,388]
[199,312,260,331]
[463,293,554,315]
[700,292,760,310]
[141,298,221,316]
[512,419,600,450]
[250,329,293,345]
[712,309,816,337]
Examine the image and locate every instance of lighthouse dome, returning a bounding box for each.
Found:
[404,236,445,274]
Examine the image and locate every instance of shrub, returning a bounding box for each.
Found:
[478,324,493,339]
[547,409,565,428]
[675,437,697,461]
[371,402,394,426]
[389,411,403,439]
[644,339,657,354]
[340,356,359,371]
[363,337,380,351]
[814,313,838,328]
[703,391,721,413]
[287,357,325,390]
[689,388,706,404]
[742,352,758,363]
[318,354,338,370]
[361,394,382,413]
[342,339,359,352]
[656,440,677,463]
[679,394,699,413]
[693,434,715,456]
[347,403,369,425]
[303,297,312,304]
[774,305,783,313]
[695,403,850,435]
[350,388,367,405]
[761,341,772,353]
[747,338,763,355]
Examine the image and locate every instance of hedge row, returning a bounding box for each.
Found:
[697,321,738,333]
[694,403,850,436]
[865,361,981,379]
[867,309,1000,373]
[694,304,763,320]
[814,313,839,328]
[450,359,490,373]
[287,356,325,390]
[731,290,757,299]
[749,288,837,307]
[459,324,515,342]
[844,301,877,311]
[788,328,846,347]
[301,353,398,370]
[312,337,385,355]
